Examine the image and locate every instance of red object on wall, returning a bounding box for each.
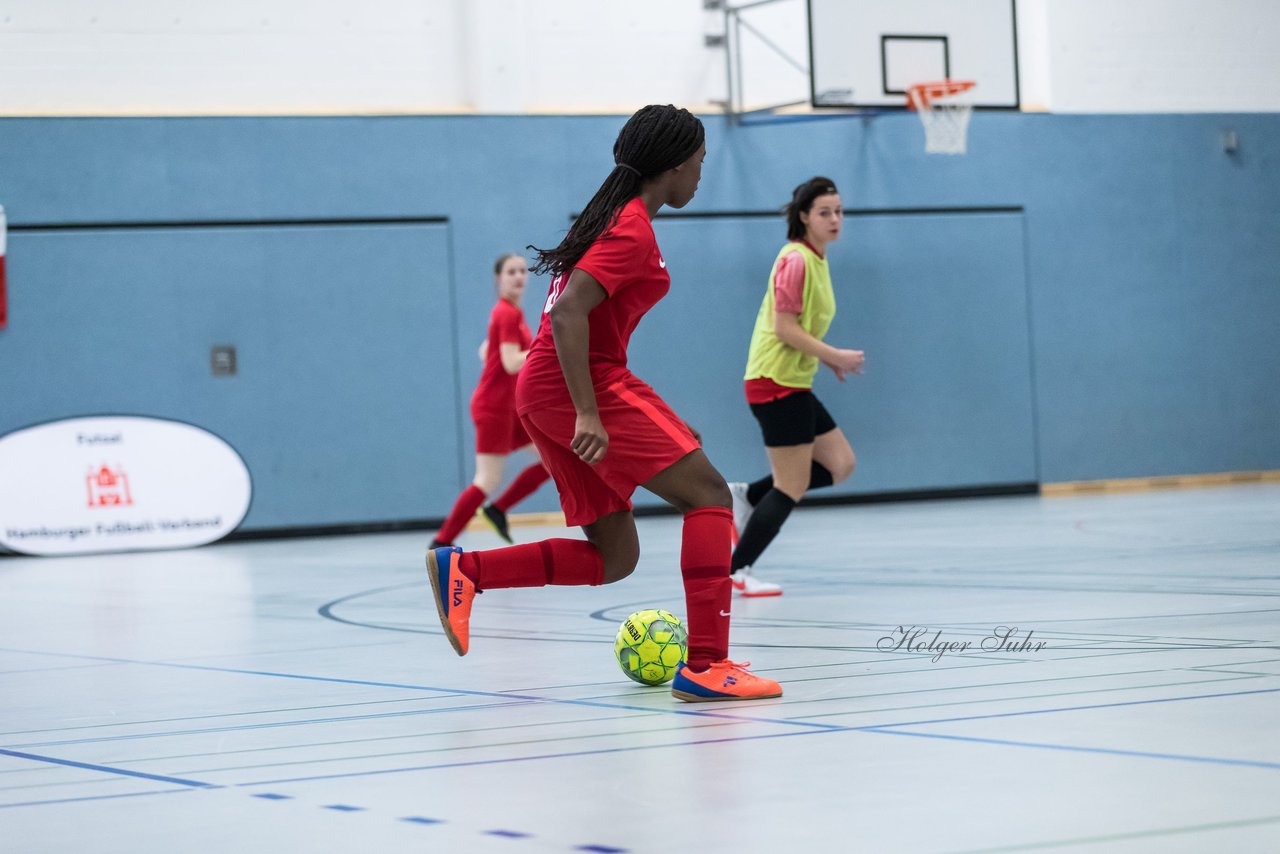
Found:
[0,204,7,329]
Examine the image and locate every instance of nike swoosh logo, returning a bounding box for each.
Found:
[659,258,667,268]
[719,610,731,617]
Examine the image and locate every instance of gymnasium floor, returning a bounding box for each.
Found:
[2,485,1277,853]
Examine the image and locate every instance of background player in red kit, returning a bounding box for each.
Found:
[431,253,550,548]
[427,104,781,702]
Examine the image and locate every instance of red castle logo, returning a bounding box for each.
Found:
[86,464,133,508]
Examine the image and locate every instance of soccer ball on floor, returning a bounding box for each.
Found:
[614,609,688,686]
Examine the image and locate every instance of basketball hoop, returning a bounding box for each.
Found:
[906,80,976,155]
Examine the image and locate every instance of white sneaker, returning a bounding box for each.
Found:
[730,568,782,597]
[728,482,753,541]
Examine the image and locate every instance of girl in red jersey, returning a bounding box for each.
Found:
[727,177,864,596]
[431,253,551,549]
[427,104,781,702]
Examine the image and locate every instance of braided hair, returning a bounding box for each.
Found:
[530,105,704,277]
[785,176,839,241]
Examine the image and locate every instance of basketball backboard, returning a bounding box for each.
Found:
[808,0,1020,110]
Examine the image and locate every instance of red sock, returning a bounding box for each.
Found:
[436,484,486,545]
[680,506,733,671]
[493,463,551,512]
[459,539,604,590]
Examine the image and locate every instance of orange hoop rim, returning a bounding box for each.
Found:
[906,80,976,110]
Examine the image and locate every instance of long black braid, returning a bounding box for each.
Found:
[530,104,704,278]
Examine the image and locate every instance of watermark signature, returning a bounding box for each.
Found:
[878,625,1047,662]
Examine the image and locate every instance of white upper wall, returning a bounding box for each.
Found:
[1043,0,1280,113]
[0,0,1277,116]
[0,0,724,115]
[0,0,469,114]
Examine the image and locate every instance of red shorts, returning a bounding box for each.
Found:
[472,406,532,455]
[519,375,700,527]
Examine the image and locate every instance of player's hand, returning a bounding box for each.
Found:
[825,348,865,382]
[572,412,609,464]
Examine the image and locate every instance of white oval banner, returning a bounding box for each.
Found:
[0,416,252,556]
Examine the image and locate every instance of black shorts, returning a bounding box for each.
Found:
[749,390,838,447]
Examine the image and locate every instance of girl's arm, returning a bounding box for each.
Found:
[549,269,610,463]
[775,312,864,381]
[499,343,528,374]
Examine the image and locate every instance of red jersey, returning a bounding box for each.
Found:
[471,298,532,412]
[516,197,670,414]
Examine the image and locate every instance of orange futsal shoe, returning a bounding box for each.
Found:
[427,545,474,656]
[671,660,782,702]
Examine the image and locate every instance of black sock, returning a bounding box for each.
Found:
[808,461,835,490]
[745,475,773,506]
[731,488,796,571]
[745,462,834,506]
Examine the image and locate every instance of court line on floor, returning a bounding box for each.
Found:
[943,606,1280,627]
[805,578,1280,598]
[0,646,843,732]
[0,700,1271,811]
[113,711,655,766]
[861,729,1280,771]
[173,717,751,776]
[7,646,1277,738]
[784,673,1258,717]
[0,728,833,809]
[319,585,611,646]
[0,787,199,811]
[941,813,1280,853]
[0,694,452,739]
[0,749,216,788]
[8,699,543,749]
[832,684,1280,729]
[34,677,1271,778]
[4,648,1277,788]
[13,673,1267,777]
[222,684,1280,784]
[233,727,834,787]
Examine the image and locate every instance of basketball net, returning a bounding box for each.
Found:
[906,80,975,155]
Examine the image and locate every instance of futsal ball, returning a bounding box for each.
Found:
[614,609,688,686]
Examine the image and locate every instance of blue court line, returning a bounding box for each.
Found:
[0,749,216,788]
[5,647,1277,789]
[941,813,1280,854]
[4,685,1275,806]
[837,685,1280,729]
[10,699,543,750]
[783,674,1256,723]
[54,709,660,769]
[2,693,449,740]
[235,726,836,786]
[0,787,199,810]
[0,646,841,733]
[861,729,1280,771]
[162,716,773,778]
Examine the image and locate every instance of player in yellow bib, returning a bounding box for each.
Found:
[729,177,865,596]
